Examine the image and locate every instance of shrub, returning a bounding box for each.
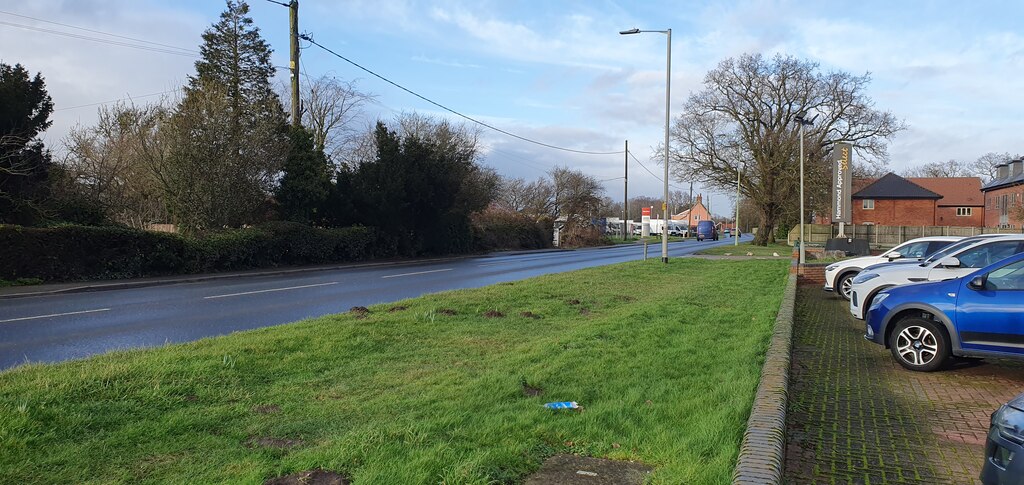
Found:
[470,208,551,252]
[558,225,604,248]
[0,224,189,281]
[0,223,383,282]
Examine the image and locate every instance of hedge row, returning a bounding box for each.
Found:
[470,208,552,252]
[0,222,380,282]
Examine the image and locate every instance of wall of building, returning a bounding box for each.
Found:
[935,206,984,227]
[854,199,935,226]
[984,185,1024,228]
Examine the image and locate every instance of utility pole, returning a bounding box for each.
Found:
[688,181,693,233]
[624,140,629,240]
[289,0,300,127]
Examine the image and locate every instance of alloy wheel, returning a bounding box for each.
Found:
[895,325,938,366]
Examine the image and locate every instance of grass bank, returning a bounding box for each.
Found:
[0,258,789,484]
[696,242,792,257]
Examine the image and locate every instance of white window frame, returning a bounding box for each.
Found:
[862,199,875,210]
[956,207,972,216]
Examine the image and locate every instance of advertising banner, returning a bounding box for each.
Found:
[833,143,853,223]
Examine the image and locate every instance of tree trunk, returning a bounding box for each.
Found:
[753,204,777,246]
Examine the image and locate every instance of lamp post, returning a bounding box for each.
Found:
[735,161,742,246]
[620,27,671,264]
[794,112,814,268]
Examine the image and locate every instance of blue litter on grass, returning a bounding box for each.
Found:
[544,401,579,409]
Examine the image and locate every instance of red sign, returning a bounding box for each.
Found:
[642,207,651,216]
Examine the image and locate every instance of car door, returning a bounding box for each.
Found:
[928,240,1023,281]
[955,257,1024,354]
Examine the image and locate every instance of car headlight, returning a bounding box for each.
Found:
[993,404,1024,442]
[869,292,889,310]
[826,263,840,271]
[852,272,880,285]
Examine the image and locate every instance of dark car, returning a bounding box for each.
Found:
[982,392,1024,484]
[696,220,717,241]
[864,251,1024,372]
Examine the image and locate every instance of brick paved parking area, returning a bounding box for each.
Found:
[785,285,1024,484]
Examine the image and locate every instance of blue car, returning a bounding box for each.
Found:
[864,251,1024,372]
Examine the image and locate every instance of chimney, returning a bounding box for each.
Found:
[1012,159,1024,177]
[997,163,1010,180]
[696,194,703,205]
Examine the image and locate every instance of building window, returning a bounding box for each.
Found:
[956,207,972,216]
[862,199,875,210]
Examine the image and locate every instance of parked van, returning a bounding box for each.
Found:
[696,220,717,241]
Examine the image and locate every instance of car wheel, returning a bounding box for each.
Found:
[837,272,857,301]
[888,317,950,372]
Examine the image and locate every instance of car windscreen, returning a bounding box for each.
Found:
[921,239,983,265]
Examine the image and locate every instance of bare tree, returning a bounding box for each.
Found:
[668,54,905,245]
[62,104,170,227]
[551,166,604,222]
[972,152,1019,182]
[496,176,555,216]
[284,75,375,163]
[901,159,975,178]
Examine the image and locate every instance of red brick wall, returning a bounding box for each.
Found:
[935,206,984,227]
[984,185,1024,228]
[854,199,936,226]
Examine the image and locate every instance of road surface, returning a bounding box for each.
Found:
[0,236,753,369]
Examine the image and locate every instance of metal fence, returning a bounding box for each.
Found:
[788,224,1023,248]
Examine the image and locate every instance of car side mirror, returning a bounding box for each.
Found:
[887,251,902,261]
[939,256,961,268]
[968,275,987,290]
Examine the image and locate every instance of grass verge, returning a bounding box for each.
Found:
[0,258,789,484]
[696,242,792,257]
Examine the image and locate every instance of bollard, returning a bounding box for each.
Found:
[643,240,648,261]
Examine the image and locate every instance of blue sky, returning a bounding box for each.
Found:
[3,0,1023,216]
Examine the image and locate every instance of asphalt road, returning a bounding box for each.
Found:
[0,236,752,369]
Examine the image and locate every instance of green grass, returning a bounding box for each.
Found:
[0,277,43,287]
[0,259,789,484]
[696,242,792,257]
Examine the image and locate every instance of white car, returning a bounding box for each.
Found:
[824,236,961,300]
[849,234,1024,320]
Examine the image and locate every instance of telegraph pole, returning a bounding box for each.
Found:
[624,140,629,240]
[289,0,300,126]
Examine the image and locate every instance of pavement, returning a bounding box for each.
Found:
[784,284,1024,484]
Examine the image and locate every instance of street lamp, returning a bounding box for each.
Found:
[735,161,743,246]
[794,111,815,268]
[620,27,671,264]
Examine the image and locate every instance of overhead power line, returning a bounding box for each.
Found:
[0,10,197,54]
[54,88,183,112]
[0,20,199,57]
[300,34,624,157]
[628,150,686,191]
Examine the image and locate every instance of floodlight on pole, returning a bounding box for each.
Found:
[794,111,815,269]
[620,27,672,264]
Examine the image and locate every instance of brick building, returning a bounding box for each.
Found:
[671,194,711,229]
[848,173,985,227]
[910,177,985,227]
[982,158,1024,228]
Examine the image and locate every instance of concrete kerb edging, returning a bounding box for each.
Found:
[731,268,798,484]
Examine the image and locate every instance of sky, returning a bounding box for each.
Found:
[3,0,1023,218]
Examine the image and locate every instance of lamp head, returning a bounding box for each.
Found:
[619,28,641,35]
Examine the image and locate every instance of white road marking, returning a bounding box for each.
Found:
[203,282,338,299]
[0,308,111,323]
[381,268,453,278]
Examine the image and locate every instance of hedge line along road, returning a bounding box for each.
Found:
[0,236,751,370]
